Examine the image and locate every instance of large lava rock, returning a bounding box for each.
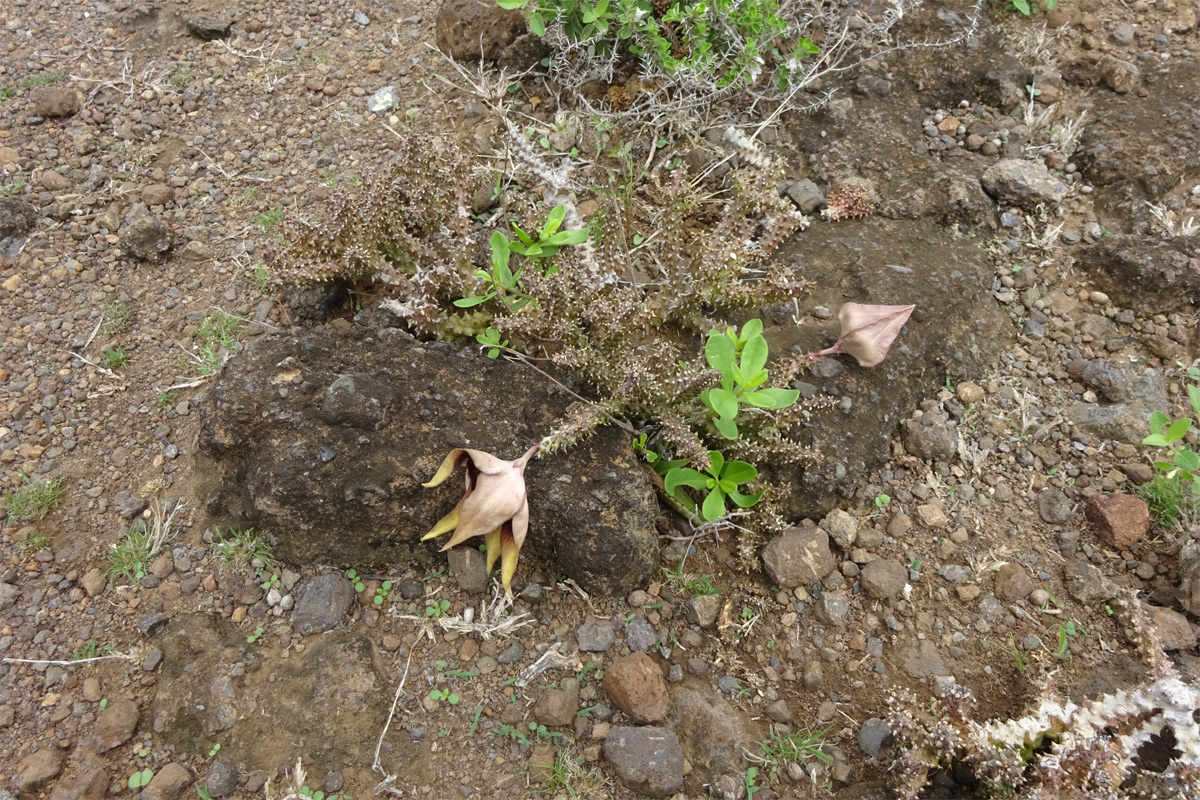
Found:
[194,325,658,596]
[1079,236,1200,318]
[769,216,1014,519]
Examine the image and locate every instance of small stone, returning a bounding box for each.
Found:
[899,640,950,678]
[397,577,423,599]
[87,698,139,752]
[354,12,370,25]
[324,772,344,793]
[803,661,824,691]
[981,159,1069,209]
[448,547,487,593]
[624,617,658,653]
[576,617,615,652]
[993,563,1035,602]
[15,748,65,792]
[860,559,908,600]
[938,565,972,585]
[81,567,106,597]
[683,594,722,628]
[367,86,398,114]
[915,504,948,529]
[901,402,959,461]
[138,612,169,636]
[123,216,174,261]
[206,761,239,798]
[602,652,669,724]
[760,527,836,589]
[187,15,233,40]
[1038,488,1073,524]
[858,717,893,758]
[786,179,825,214]
[1100,56,1140,94]
[32,86,81,118]
[143,762,193,800]
[1149,605,1197,651]
[142,184,175,206]
[290,572,355,635]
[534,679,579,727]
[814,592,850,625]
[604,726,685,798]
[819,508,858,549]
[1112,22,1136,46]
[82,677,102,702]
[1085,493,1149,550]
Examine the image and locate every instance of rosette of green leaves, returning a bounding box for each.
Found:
[664,449,762,521]
[699,319,798,439]
[1143,383,1200,494]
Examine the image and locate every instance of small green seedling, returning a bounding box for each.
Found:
[429,687,461,705]
[745,766,760,800]
[246,626,264,644]
[662,449,763,522]
[425,598,451,618]
[129,769,154,790]
[2,475,65,522]
[346,569,366,593]
[374,580,392,606]
[699,319,799,439]
[875,493,891,508]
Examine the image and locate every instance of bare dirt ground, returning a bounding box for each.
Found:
[1,1,1199,799]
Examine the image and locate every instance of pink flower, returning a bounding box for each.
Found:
[816,303,916,368]
[421,445,539,598]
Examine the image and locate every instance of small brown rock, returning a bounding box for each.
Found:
[49,763,108,800]
[533,678,579,727]
[1149,606,1197,651]
[602,652,669,724]
[143,762,193,800]
[40,170,71,191]
[142,184,175,206]
[915,503,948,529]
[937,116,960,134]
[81,567,106,597]
[82,677,102,702]
[16,748,65,792]
[86,698,139,752]
[1085,493,1149,550]
[32,86,81,118]
[993,563,1036,603]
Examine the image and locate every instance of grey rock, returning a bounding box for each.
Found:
[143,648,164,671]
[1063,561,1119,606]
[1179,539,1200,617]
[0,196,38,240]
[717,675,743,694]
[684,594,722,628]
[787,179,825,214]
[761,527,836,589]
[803,662,824,691]
[604,726,685,798]
[624,617,658,653]
[205,761,239,798]
[765,699,792,724]
[0,582,19,611]
[518,582,542,603]
[938,565,972,585]
[993,563,1036,603]
[397,577,423,600]
[901,402,959,461]
[815,592,850,625]
[367,86,398,114]
[981,159,1069,209]
[667,688,764,783]
[142,762,192,800]
[15,748,65,792]
[858,717,894,758]
[899,640,950,678]
[354,12,370,25]
[448,547,488,594]
[1112,23,1136,46]
[860,559,908,600]
[498,641,525,664]
[820,508,858,550]
[575,617,615,652]
[1080,238,1199,317]
[123,216,173,260]
[324,772,344,793]
[1075,359,1137,402]
[138,612,169,636]
[186,15,233,40]
[196,330,658,596]
[1037,488,1072,524]
[290,572,354,635]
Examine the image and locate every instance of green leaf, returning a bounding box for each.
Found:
[721,460,757,484]
[1175,449,1200,472]
[742,388,800,409]
[1143,434,1172,447]
[705,331,740,380]
[702,489,727,521]
[528,12,546,36]
[665,467,709,498]
[713,417,739,439]
[739,318,763,344]
[741,335,768,379]
[708,388,739,420]
[1150,410,1171,432]
[742,370,769,390]
[546,229,589,245]
[707,449,725,477]
[496,0,528,8]
[511,223,534,246]
[453,295,491,308]
[728,489,764,508]
[490,230,510,272]
[1189,384,1200,417]
[1166,417,1193,443]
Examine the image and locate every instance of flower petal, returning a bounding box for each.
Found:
[421,502,462,541]
[835,303,915,368]
[440,470,526,550]
[484,526,503,575]
[499,531,520,598]
[422,449,469,487]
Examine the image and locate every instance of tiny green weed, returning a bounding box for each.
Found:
[429,687,461,705]
[346,568,366,593]
[2,475,65,522]
[246,626,264,644]
[19,529,49,553]
[425,598,451,618]
[255,207,285,230]
[0,87,14,101]
[103,345,129,370]
[215,528,275,573]
[195,311,242,375]
[101,301,134,335]
[249,260,271,294]
[18,72,63,88]
[107,527,155,584]
[156,390,178,410]
[128,769,154,790]
[69,640,115,663]
[754,725,833,782]
[167,66,194,88]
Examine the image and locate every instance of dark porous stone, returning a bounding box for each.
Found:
[901,401,959,462]
[123,216,174,261]
[205,761,239,797]
[195,329,658,596]
[603,726,685,798]
[290,572,354,635]
[667,687,764,784]
[435,0,527,62]
[186,15,233,40]
[761,526,836,589]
